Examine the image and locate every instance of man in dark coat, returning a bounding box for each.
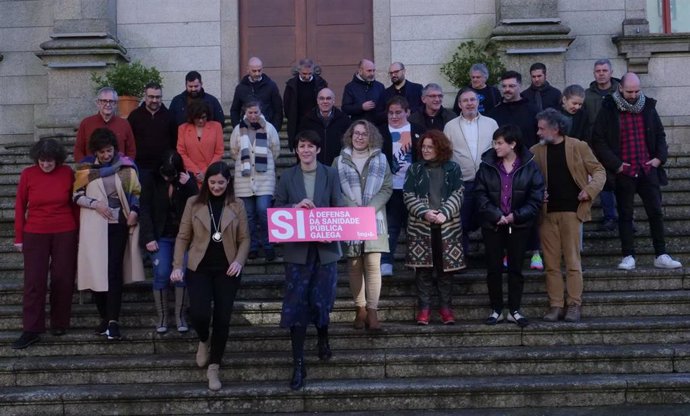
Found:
[376,62,423,122]
[409,83,456,133]
[521,62,562,113]
[230,57,283,130]
[299,88,351,166]
[168,71,225,127]
[488,70,538,148]
[452,63,501,115]
[283,58,328,150]
[342,59,385,123]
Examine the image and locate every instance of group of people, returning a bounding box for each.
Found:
[12,55,681,392]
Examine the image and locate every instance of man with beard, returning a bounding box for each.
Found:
[299,87,351,166]
[169,71,225,127]
[592,72,682,271]
[521,63,562,112]
[342,59,385,123]
[230,57,283,131]
[377,62,423,121]
[283,59,328,151]
[488,71,538,148]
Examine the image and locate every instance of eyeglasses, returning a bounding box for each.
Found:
[97,99,117,106]
[146,95,162,100]
[317,96,334,101]
[421,145,436,150]
[388,69,403,76]
[425,94,443,99]
[352,131,369,137]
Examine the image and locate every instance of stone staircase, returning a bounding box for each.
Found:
[1,128,690,415]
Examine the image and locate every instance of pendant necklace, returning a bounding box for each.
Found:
[208,201,223,242]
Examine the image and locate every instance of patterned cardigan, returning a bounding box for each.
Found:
[403,160,466,272]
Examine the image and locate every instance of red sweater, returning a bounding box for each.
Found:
[74,114,136,162]
[14,165,78,244]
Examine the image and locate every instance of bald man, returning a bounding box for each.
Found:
[592,72,682,270]
[230,57,284,130]
[342,59,385,123]
[299,87,351,165]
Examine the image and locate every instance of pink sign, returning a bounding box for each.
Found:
[267,207,378,243]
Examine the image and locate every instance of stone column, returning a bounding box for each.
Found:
[34,0,128,140]
[489,0,574,88]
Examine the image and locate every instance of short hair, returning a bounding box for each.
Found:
[469,63,489,78]
[97,87,118,101]
[88,128,119,154]
[342,120,383,150]
[241,100,262,113]
[186,100,210,124]
[298,58,314,69]
[391,61,405,70]
[492,125,524,153]
[295,129,322,149]
[536,108,568,136]
[457,87,477,100]
[158,150,185,180]
[386,95,410,111]
[500,70,522,84]
[185,71,202,83]
[417,130,453,163]
[593,58,612,70]
[144,82,162,91]
[196,161,234,205]
[422,83,443,96]
[529,62,547,73]
[562,84,586,100]
[29,138,67,165]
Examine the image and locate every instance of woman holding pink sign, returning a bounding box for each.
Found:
[274,129,343,391]
[334,120,392,330]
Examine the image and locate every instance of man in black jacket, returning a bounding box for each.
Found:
[409,83,456,133]
[592,72,681,271]
[230,57,283,131]
[168,71,225,127]
[342,59,385,123]
[283,58,328,150]
[521,63,562,113]
[376,62,423,122]
[488,71,538,148]
[299,88,351,166]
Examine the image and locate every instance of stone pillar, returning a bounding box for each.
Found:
[489,0,574,88]
[34,0,128,140]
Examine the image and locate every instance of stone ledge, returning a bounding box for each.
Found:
[613,33,690,74]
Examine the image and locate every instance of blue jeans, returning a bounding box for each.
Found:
[150,237,186,290]
[382,189,406,265]
[600,190,618,221]
[242,195,273,252]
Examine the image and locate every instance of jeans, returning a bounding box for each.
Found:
[382,189,406,265]
[149,237,186,290]
[242,195,273,252]
[615,170,666,256]
[600,190,618,221]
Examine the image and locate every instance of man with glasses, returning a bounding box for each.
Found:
[73,87,136,162]
[299,87,351,166]
[377,62,423,121]
[127,82,177,182]
[409,83,456,133]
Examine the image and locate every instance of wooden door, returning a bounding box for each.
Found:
[239,0,373,105]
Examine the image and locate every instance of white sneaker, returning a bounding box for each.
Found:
[380,263,393,277]
[618,255,636,270]
[654,254,682,269]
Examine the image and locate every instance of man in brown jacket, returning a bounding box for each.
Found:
[530,108,606,323]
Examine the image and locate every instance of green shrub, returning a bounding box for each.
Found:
[440,41,506,88]
[91,60,163,98]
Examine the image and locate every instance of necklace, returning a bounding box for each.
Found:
[208,201,223,242]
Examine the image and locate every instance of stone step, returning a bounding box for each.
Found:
[2,343,687,387]
[1,372,690,414]
[2,316,690,358]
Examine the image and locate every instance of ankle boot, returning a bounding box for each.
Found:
[174,287,189,333]
[196,340,210,368]
[365,308,381,330]
[207,363,222,391]
[316,327,332,361]
[152,289,168,334]
[290,358,306,390]
[353,306,367,329]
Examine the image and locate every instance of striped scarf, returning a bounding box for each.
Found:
[73,153,140,209]
[239,117,268,176]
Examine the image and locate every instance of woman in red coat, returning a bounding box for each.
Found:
[177,100,225,186]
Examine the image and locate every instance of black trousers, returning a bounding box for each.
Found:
[94,223,128,322]
[416,227,452,309]
[186,267,241,365]
[615,170,666,256]
[482,225,530,313]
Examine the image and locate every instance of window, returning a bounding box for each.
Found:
[647,0,690,33]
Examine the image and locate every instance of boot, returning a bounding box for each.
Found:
[365,308,381,330]
[152,289,168,334]
[196,340,210,368]
[289,326,307,390]
[207,363,222,391]
[316,326,332,361]
[353,306,367,330]
[290,358,306,390]
[174,287,189,333]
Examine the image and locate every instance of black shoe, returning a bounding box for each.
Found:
[317,339,332,361]
[51,328,66,336]
[265,249,276,262]
[248,250,258,260]
[12,332,40,349]
[94,320,108,336]
[289,358,306,390]
[507,311,529,328]
[106,321,121,340]
[599,218,617,232]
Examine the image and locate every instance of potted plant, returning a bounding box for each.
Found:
[441,40,506,88]
[91,60,163,117]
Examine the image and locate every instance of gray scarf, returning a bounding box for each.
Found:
[612,90,646,114]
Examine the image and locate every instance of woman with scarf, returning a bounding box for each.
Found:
[177,100,224,186]
[139,150,198,334]
[334,120,392,330]
[73,128,144,341]
[229,101,281,261]
[404,129,465,325]
[171,161,250,391]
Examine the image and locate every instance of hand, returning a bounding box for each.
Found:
[294,199,315,209]
[170,268,184,283]
[435,212,447,224]
[226,261,242,277]
[92,200,114,221]
[362,100,376,111]
[126,211,138,227]
[617,162,631,173]
[645,158,661,168]
[14,243,22,253]
[424,210,438,223]
[578,190,591,201]
[179,171,190,185]
[145,241,159,252]
[195,172,204,183]
[497,215,508,226]
[505,213,514,224]
[399,133,412,153]
[543,190,549,204]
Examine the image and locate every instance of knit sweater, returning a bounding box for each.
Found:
[74,114,136,163]
[127,103,178,171]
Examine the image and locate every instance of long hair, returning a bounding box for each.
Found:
[195,161,235,205]
[342,120,383,150]
[416,130,453,163]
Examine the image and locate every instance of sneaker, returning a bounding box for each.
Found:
[485,310,504,325]
[106,321,121,340]
[380,263,393,277]
[618,255,636,270]
[416,308,430,325]
[11,332,40,349]
[265,249,276,262]
[543,307,565,322]
[439,308,455,325]
[654,254,682,269]
[507,311,529,328]
[94,320,108,336]
[530,253,543,271]
[564,305,582,322]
